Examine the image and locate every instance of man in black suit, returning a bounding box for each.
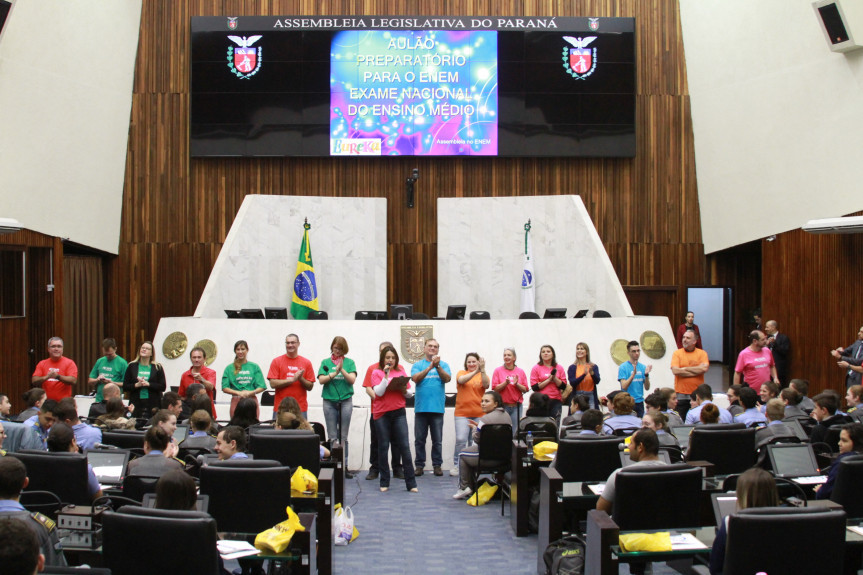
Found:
[832,326,863,388]
[765,320,791,388]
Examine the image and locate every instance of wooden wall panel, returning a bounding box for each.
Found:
[103,0,714,362]
[761,221,863,397]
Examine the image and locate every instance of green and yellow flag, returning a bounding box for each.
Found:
[290,220,319,319]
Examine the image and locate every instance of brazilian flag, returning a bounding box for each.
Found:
[290,221,319,319]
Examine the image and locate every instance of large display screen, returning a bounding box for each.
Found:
[190,16,635,158]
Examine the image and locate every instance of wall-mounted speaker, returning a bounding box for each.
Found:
[813,0,863,52]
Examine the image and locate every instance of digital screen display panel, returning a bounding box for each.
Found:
[190,16,635,158]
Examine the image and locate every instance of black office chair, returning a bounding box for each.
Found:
[411,311,430,319]
[207,458,280,468]
[610,427,640,438]
[19,490,63,520]
[473,423,513,516]
[122,475,161,502]
[101,430,146,450]
[310,421,327,444]
[260,390,275,407]
[830,453,863,518]
[612,463,702,530]
[200,464,293,533]
[355,310,385,320]
[308,310,328,320]
[102,507,219,575]
[592,310,612,318]
[659,445,684,464]
[823,425,845,453]
[553,436,624,482]
[92,494,142,512]
[685,426,757,475]
[519,311,540,319]
[42,568,112,575]
[517,418,558,442]
[469,311,491,319]
[15,451,92,506]
[723,507,846,574]
[248,428,321,475]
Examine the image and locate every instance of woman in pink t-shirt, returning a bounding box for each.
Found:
[530,345,568,422]
[491,347,528,433]
[370,345,418,493]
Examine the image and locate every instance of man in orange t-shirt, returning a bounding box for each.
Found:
[31,337,78,401]
[267,333,314,418]
[671,329,709,420]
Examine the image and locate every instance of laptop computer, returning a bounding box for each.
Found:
[711,492,738,528]
[141,492,210,513]
[670,424,696,451]
[782,418,810,442]
[87,449,131,486]
[767,443,827,485]
[619,450,672,467]
[173,424,189,445]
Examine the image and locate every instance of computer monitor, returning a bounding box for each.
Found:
[173,424,189,445]
[670,424,696,451]
[264,307,288,320]
[390,304,413,320]
[573,309,589,318]
[142,492,210,513]
[240,308,265,319]
[543,308,567,319]
[224,310,242,318]
[446,305,466,320]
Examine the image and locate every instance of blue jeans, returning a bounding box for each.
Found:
[634,402,644,418]
[575,390,598,409]
[503,404,522,436]
[322,397,352,462]
[414,412,444,468]
[369,412,403,472]
[453,416,479,465]
[374,408,416,489]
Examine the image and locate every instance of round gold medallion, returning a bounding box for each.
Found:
[640,331,667,360]
[194,339,218,366]
[161,332,188,360]
[610,339,631,365]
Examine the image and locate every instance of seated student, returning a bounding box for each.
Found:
[180,410,217,452]
[154,469,198,511]
[518,393,558,437]
[700,403,721,425]
[561,394,590,432]
[46,423,103,501]
[275,412,330,459]
[180,382,206,420]
[781,388,809,420]
[790,379,815,414]
[15,389,46,423]
[452,390,511,500]
[96,397,137,430]
[154,391,185,424]
[573,409,604,436]
[215,425,249,461]
[127,426,183,477]
[602,392,642,434]
[658,388,684,427]
[810,392,851,446]
[52,398,101,452]
[189,394,221,435]
[0,457,67,567]
[0,515,46,575]
[0,393,10,422]
[642,411,679,448]
[847,385,863,415]
[88,383,130,420]
[725,384,744,418]
[709,467,779,575]
[22,400,57,450]
[816,422,863,500]
[755,398,797,449]
[228,397,259,429]
[277,397,315,431]
[686,384,733,425]
[733,387,768,426]
[596,429,666,513]
[758,382,779,413]
[150,409,180,458]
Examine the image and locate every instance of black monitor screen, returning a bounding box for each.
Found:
[390,304,413,320]
[265,307,288,319]
[543,308,567,318]
[446,305,466,320]
[190,16,636,158]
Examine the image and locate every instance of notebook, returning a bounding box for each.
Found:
[87,449,130,486]
[711,493,738,528]
[173,424,189,444]
[619,451,671,467]
[767,443,827,484]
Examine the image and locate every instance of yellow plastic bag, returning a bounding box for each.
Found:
[254,506,306,554]
[618,531,672,553]
[291,466,318,493]
[466,481,499,506]
[533,440,558,460]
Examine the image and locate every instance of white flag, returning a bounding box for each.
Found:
[520,221,536,314]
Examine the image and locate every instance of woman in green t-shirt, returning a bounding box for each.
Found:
[221,340,266,419]
[123,340,166,418]
[317,335,357,473]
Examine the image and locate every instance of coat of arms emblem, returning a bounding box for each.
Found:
[227,35,263,79]
[562,36,597,80]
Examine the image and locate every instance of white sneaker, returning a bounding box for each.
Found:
[449,467,459,476]
[452,487,472,500]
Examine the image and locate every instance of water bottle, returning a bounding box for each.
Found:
[526,431,534,458]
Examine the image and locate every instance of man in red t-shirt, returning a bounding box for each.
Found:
[267,333,314,418]
[178,346,217,412]
[31,337,78,401]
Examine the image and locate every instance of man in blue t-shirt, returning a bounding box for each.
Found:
[411,339,451,476]
[618,340,652,418]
